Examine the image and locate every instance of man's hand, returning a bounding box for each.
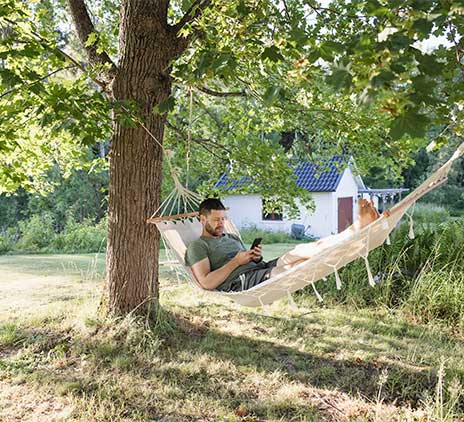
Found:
[252,244,262,262]
[233,250,255,266]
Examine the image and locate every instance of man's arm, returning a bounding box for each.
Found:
[190,250,256,290]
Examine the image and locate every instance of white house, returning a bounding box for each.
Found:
[215,158,407,239]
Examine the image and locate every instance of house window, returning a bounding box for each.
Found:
[262,199,283,221]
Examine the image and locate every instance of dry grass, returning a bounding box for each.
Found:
[0,254,463,421]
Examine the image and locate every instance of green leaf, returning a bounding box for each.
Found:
[319,40,345,62]
[212,53,234,71]
[320,41,344,54]
[195,52,214,77]
[416,53,443,77]
[236,0,250,15]
[411,75,437,93]
[389,33,410,50]
[289,26,307,46]
[157,96,176,114]
[389,110,430,139]
[411,0,434,11]
[412,19,433,37]
[371,70,395,87]
[390,62,406,74]
[29,82,45,95]
[85,32,97,47]
[326,68,352,90]
[261,46,284,62]
[262,86,281,106]
[365,1,389,16]
[0,69,22,87]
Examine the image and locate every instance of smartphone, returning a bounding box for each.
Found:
[250,237,262,250]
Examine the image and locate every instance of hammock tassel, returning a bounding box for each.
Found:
[364,256,376,287]
[311,283,323,302]
[286,290,298,310]
[408,204,415,239]
[386,235,391,246]
[334,267,342,290]
[258,296,270,313]
[408,215,415,239]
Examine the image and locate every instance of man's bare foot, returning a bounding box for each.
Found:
[356,198,381,230]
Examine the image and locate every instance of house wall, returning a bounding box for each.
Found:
[296,193,335,237]
[222,195,262,229]
[223,168,360,238]
[222,193,336,238]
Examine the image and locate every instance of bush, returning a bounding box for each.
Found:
[16,214,56,252]
[52,217,107,253]
[239,225,311,245]
[0,227,17,254]
[409,203,451,232]
[0,235,12,254]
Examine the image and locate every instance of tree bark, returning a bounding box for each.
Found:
[67,0,211,315]
[102,0,178,315]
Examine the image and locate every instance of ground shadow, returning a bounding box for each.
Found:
[1,306,463,421]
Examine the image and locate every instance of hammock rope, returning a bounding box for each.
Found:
[186,86,193,190]
[311,282,323,303]
[334,266,342,290]
[407,202,416,239]
[386,234,391,245]
[286,290,298,309]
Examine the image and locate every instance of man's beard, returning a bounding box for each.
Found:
[205,222,222,237]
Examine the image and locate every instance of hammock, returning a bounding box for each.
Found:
[148,143,464,307]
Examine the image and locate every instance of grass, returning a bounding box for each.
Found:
[0,253,463,421]
[240,227,314,245]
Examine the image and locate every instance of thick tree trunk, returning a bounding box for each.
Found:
[102,0,176,315]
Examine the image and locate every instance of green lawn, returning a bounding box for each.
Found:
[0,252,463,421]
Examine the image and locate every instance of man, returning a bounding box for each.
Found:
[185,197,385,292]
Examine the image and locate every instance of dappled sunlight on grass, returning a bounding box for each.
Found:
[0,253,463,420]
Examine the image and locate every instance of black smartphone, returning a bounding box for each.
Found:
[250,237,262,249]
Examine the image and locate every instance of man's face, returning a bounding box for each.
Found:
[202,209,226,237]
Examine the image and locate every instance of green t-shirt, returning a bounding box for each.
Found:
[185,233,261,291]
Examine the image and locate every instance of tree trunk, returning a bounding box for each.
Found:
[103,0,176,315]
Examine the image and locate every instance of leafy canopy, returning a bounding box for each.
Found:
[0,0,463,212]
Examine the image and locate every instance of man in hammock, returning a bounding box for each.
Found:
[185,198,384,292]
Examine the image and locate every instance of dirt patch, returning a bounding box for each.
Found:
[0,380,73,422]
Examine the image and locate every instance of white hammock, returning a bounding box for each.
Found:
[148,143,464,307]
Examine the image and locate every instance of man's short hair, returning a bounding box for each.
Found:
[199,198,225,216]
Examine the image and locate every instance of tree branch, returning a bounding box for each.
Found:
[2,16,110,92]
[66,0,118,84]
[192,98,224,130]
[166,120,232,157]
[173,0,212,33]
[0,65,76,99]
[196,86,247,98]
[282,0,291,21]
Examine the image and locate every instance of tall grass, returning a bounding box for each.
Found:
[405,265,464,332]
[311,204,464,332]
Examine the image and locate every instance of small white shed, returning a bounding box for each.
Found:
[215,158,366,238]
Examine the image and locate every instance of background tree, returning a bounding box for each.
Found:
[1,0,463,316]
